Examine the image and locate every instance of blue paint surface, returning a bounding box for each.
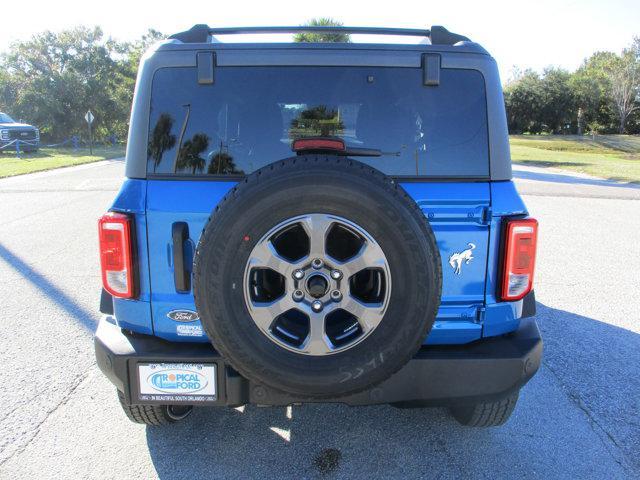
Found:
[110,180,153,333]
[109,178,530,345]
[146,180,236,342]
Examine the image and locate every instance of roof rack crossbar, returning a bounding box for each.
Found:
[168,25,470,46]
[206,26,431,36]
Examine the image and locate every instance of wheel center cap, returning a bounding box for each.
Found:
[306,274,329,299]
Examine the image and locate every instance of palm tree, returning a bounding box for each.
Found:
[147,113,176,171]
[207,151,243,174]
[176,133,209,174]
[293,18,351,43]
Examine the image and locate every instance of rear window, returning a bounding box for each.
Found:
[147,66,488,177]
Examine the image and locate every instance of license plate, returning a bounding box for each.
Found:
[137,363,217,402]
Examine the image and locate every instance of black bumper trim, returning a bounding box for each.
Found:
[99,289,114,315]
[521,290,536,318]
[95,316,542,407]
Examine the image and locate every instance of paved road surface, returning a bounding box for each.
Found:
[0,160,638,479]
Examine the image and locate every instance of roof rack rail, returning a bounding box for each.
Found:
[168,25,470,46]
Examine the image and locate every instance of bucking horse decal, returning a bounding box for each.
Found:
[449,243,476,275]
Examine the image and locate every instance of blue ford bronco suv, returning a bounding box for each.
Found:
[95,25,541,427]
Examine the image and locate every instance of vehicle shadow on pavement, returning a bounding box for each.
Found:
[145,303,639,479]
[0,242,95,332]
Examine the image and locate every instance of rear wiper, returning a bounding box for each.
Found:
[342,147,400,157]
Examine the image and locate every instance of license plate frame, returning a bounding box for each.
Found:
[136,362,217,403]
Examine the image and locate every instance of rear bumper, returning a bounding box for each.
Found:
[95,315,542,407]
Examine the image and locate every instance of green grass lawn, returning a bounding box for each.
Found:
[510,135,640,183]
[1,137,638,183]
[0,147,125,178]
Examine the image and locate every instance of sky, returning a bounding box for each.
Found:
[2,0,639,82]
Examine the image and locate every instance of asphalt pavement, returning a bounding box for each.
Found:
[0,159,638,479]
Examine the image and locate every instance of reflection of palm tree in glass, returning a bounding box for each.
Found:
[148,113,176,170]
[207,142,244,174]
[176,133,209,174]
[290,105,345,138]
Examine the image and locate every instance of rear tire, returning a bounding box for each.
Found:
[117,390,193,425]
[450,391,519,427]
[193,155,442,398]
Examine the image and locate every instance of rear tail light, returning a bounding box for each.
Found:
[98,212,135,298]
[500,218,538,301]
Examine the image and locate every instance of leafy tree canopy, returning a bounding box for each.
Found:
[505,40,640,134]
[0,27,165,141]
[293,18,351,43]
[0,23,637,140]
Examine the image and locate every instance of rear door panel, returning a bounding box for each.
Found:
[146,180,235,341]
[146,180,491,345]
[400,182,491,344]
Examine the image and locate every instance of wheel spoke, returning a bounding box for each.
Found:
[303,312,333,355]
[301,214,333,258]
[247,240,292,276]
[342,296,385,332]
[249,295,295,330]
[243,213,391,356]
[340,241,386,277]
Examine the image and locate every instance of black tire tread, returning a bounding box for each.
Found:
[193,156,442,398]
[117,390,174,426]
[450,391,519,427]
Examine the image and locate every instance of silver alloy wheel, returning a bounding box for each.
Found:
[243,214,391,356]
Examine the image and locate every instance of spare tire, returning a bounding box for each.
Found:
[193,155,441,398]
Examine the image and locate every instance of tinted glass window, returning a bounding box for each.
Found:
[148,66,488,177]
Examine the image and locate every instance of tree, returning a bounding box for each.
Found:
[608,49,639,133]
[504,41,640,136]
[122,29,165,72]
[290,105,345,137]
[587,120,603,140]
[505,68,577,134]
[207,151,243,175]
[0,27,123,140]
[503,70,544,133]
[148,113,176,170]
[176,133,209,174]
[2,24,638,142]
[538,67,576,133]
[0,27,166,142]
[572,48,640,134]
[0,69,16,109]
[112,28,167,138]
[294,18,351,43]
[571,52,617,132]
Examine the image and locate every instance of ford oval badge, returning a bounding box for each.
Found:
[167,310,200,322]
